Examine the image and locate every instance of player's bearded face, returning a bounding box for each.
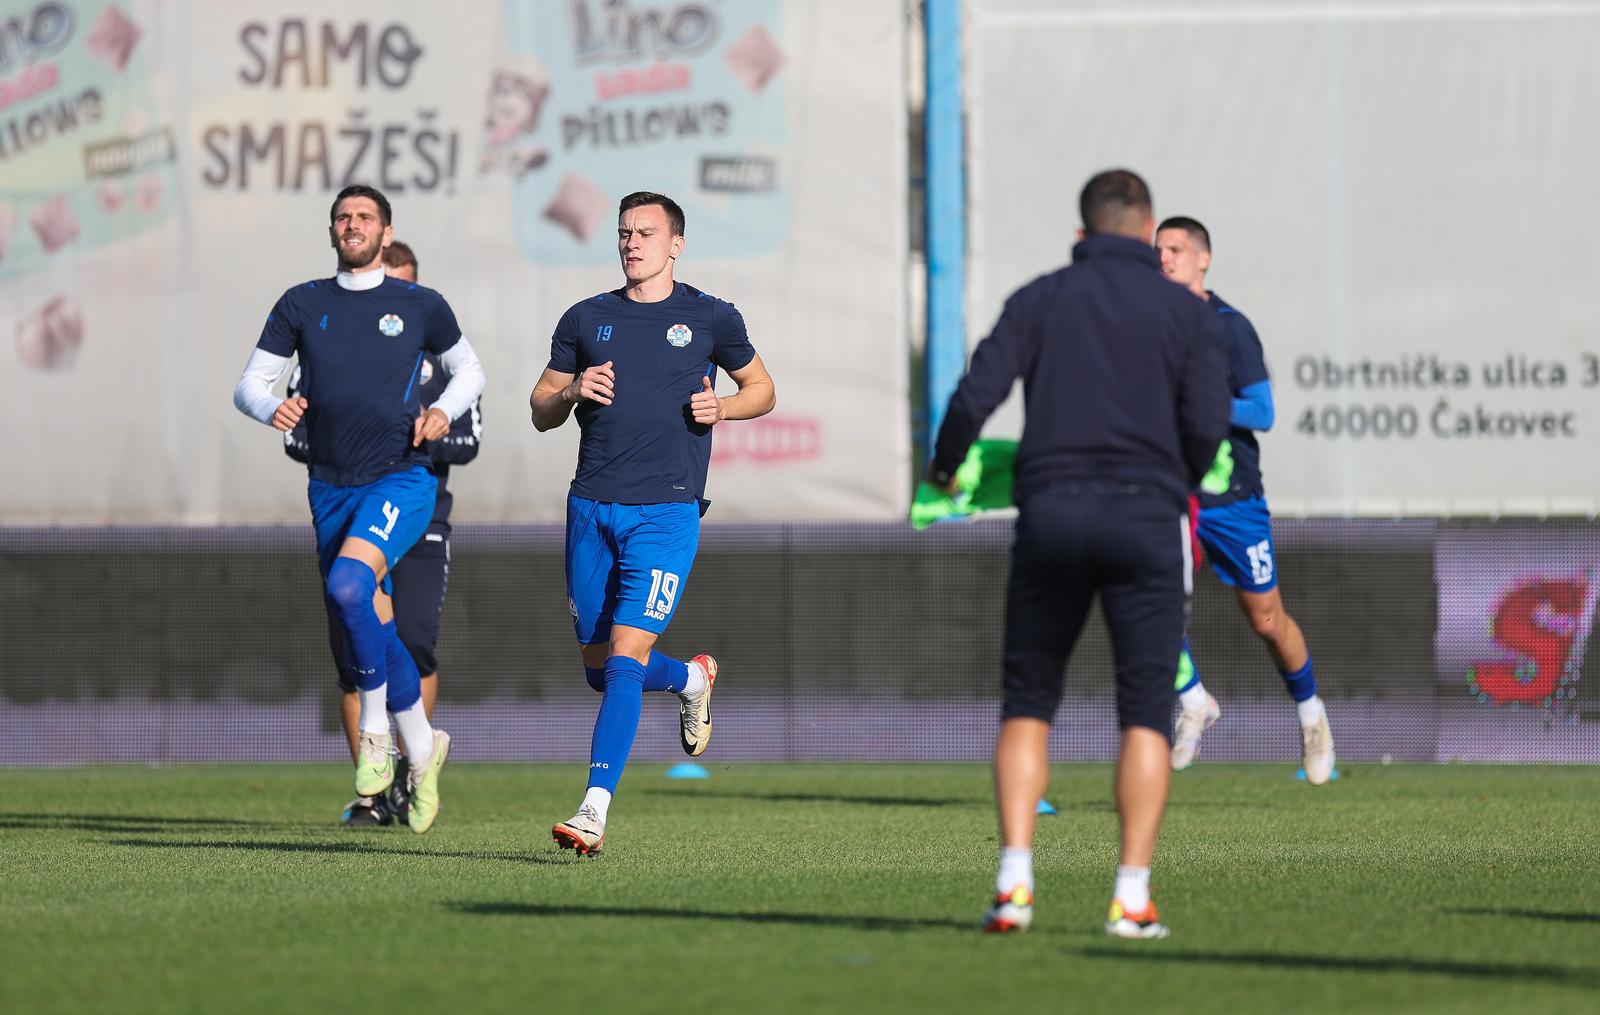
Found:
[330,198,392,271]
[617,204,683,285]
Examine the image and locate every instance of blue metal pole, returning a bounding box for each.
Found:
[923,0,967,464]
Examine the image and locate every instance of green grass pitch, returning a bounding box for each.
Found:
[4,763,1599,1013]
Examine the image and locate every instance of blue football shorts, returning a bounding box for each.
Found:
[565,494,701,645]
[1196,494,1279,593]
[308,465,438,591]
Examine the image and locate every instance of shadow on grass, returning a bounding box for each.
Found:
[449,900,1054,934]
[0,812,287,834]
[1445,907,1600,925]
[642,790,982,809]
[100,837,563,864]
[1073,947,1600,986]
[1070,800,1280,813]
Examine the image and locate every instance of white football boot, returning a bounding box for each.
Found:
[1170,692,1220,771]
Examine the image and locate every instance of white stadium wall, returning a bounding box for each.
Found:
[968,0,1600,516]
[0,0,909,523]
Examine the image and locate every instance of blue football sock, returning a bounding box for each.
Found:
[584,666,605,693]
[325,558,385,692]
[587,655,646,793]
[1281,659,1317,702]
[643,651,690,693]
[1175,635,1201,694]
[383,621,422,712]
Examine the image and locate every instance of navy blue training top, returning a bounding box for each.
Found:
[257,276,464,487]
[285,353,482,526]
[932,234,1231,510]
[1197,291,1269,508]
[548,282,756,506]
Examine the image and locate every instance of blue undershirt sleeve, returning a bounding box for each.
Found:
[1231,380,1275,431]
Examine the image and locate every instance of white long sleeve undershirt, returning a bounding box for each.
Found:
[431,337,485,422]
[233,347,292,425]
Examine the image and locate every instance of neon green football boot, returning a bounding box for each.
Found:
[354,731,396,797]
[406,729,451,834]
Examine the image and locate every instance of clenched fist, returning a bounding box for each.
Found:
[273,396,308,432]
[567,361,615,406]
[689,375,724,425]
[413,406,450,446]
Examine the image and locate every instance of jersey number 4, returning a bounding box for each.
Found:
[367,502,401,543]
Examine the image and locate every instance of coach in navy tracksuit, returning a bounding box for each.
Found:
[284,240,483,827]
[928,170,1229,939]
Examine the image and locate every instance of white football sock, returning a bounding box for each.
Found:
[1179,683,1210,711]
[1297,695,1326,727]
[997,847,1034,894]
[1114,865,1151,911]
[357,686,388,734]
[680,660,708,697]
[393,702,434,769]
[581,786,613,824]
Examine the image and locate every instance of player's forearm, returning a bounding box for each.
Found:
[234,348,291,425]
[530,384,576,431]
[718,376,775,421]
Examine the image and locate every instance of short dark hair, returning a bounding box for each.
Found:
[618,191,685,236]
[1158,216,1211,253]
[330,184,391,227]
[1078,169,1152,237]
[383,240,418,274]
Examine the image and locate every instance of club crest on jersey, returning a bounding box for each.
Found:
[378,314,405,337]
[666,323,692,348]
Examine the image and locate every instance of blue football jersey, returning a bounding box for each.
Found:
[1198,291,1270,508]
[548,282,756,506]
[257,276,463,486]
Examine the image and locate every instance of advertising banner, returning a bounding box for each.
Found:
[968,0,1600,515]
[7,518,1600,764]
[496,0,789,265]
[1436,523,1600,761]
[0,3,176,283]
[0,0,908,523]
